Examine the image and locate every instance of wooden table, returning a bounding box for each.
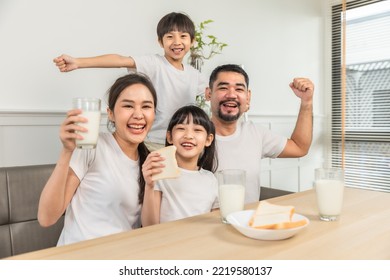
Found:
[6,187,390,260]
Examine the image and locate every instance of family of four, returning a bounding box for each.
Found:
[38,12,314,246]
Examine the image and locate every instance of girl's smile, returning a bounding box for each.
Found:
[167,115,213,170]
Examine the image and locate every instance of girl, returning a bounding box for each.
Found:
[37,73,157,245]
[141,105,218,226]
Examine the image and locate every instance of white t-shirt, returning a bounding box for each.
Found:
[155,168,219,223]
[57,133,141,246]
[216,121,287,204]
[131,54,207,144]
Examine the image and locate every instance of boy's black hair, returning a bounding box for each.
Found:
[165,105,218,172]
[157,12,195,41]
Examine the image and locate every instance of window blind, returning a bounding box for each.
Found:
[331,0,390,192]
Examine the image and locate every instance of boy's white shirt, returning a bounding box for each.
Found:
[130,54,207,144]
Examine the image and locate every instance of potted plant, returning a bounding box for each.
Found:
[189,20,228,72]
[189,20,228,115]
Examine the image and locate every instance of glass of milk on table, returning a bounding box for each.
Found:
[217,169,246,224]
[73,97,101,149]
[315,168,344,221]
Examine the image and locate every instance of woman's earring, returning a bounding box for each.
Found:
[108,120,116,132]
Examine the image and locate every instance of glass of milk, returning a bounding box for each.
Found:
[73,97,101,149]
[314,168,344,221]
[217,169,246,224]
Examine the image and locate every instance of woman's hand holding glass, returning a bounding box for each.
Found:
[59,109,88,152]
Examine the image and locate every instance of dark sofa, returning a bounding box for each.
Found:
[0,164,63,258]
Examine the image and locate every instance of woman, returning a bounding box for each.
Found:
[38,73,157,245]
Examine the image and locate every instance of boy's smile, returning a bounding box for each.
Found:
[160,31,193,67]
[171,46,184,55]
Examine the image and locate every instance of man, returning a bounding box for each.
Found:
[205,64,314,203]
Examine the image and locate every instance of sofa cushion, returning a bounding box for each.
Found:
[0,164,64,259]
[0,170,8,225]
[7,165,54,223]
[10,218,64,256]
[0,225,12,259]
[260,186,293,200]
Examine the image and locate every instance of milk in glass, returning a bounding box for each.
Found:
[217,169,246,224]
[219,184,245,220]
[315,179,344,216]
[73,97,101,149]
[75,111,101,148]
[314,168,344,221]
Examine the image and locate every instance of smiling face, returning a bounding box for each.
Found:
[166,115,213,169]
[207,71,251,122]
[108,83,155,148]
[159,30,193,64]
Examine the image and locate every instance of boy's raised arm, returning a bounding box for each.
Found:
[53,54,136,72]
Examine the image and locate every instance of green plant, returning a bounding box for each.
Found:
[189,20,227,116]
[189,20,228,71]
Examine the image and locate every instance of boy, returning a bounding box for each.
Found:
[54,12,207,150]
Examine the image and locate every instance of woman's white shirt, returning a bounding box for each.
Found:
[57,133,141,246]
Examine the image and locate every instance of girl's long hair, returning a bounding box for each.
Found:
[165,105,218,172]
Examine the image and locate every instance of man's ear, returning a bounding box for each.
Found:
[205,87,212,101]
[166,131,173,144]
[246,89,252,111]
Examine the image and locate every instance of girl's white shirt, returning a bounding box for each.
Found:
[155,167,218,223]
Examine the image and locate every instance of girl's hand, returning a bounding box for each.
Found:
[59,109,87,152]
[142,152,165,188]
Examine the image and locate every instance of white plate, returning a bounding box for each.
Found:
[226,210,309,241]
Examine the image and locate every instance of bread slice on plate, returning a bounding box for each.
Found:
[152,145,180,181]
[249,201,307,230]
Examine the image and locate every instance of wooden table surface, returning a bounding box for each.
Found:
[6,187,390,260]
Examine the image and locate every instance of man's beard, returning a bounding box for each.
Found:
[217,106,241,122]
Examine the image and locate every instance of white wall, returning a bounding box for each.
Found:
[0,0,325,191]
[0,0,323,114]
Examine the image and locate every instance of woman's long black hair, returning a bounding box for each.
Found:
[165,105,218,172]
[106,73,158,204]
